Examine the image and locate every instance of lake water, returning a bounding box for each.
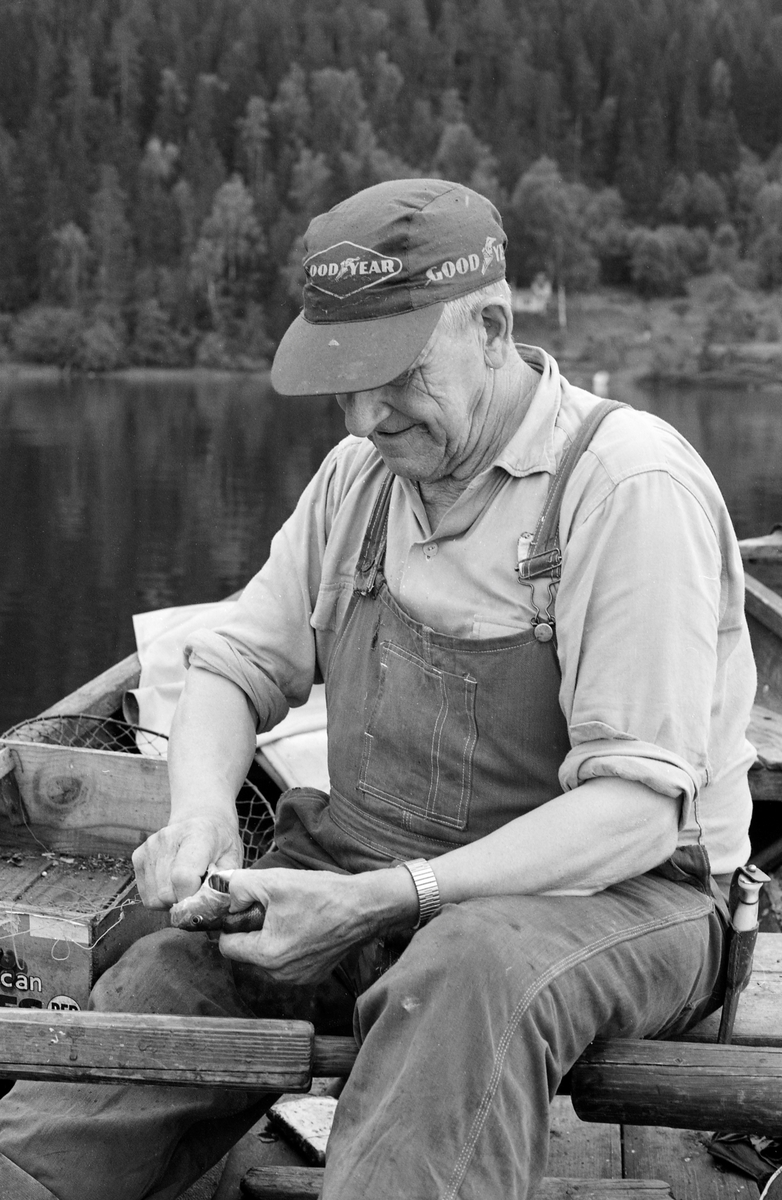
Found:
[1,368,781,734]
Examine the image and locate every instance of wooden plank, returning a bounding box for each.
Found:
[547,1095,622,1179]
[623,1126,761,1200]
[570,1041,782,1131]
[36,651,141,720]
[749,615,782,719]
[748,705,782,771]
[685,934,782,1045]
[267,1097,337,1167]
[310,1035,357,1077]
[0,741,170,852]
[12,855,132,916]
[749,770,782,802]
[746,575,782,646]
[0,748,14,779]
[0,747,25,825]
[0,853,50,900]
[739,531,782,562]
[239,1168,674,1200]
[0,1010,314,1090]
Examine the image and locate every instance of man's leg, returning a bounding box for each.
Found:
[0,926,353,1200]
[323,871,726,1200]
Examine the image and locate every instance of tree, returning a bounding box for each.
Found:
[433,122,499,199]
[584,188,632,285]
[238,97,271,200]
[50,222,89,308]
[190,174,265,327]
[749,181,782,287]
[506,157,598,291]
[11,306,84,367]
[131,298,192,366]
[628,227,689,297]
[136,138,182,267]
[89,165,134,318]
[687,173,728,231]
[700,58,741,176]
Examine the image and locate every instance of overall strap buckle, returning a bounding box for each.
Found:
[354,472,394,596]
[516,398,627,628]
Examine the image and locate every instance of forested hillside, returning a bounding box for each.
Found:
[2,0,782,369]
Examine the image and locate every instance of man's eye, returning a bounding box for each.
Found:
[389,370,414,388]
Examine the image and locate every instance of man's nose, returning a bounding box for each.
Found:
[340,391,392,438]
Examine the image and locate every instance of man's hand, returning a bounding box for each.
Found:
[219,866,418,984]
[132,816,243,909]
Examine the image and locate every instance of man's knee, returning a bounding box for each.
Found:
[89,927,240,1017]
[356,899,536,1035]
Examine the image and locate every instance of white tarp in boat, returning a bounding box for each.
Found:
[123,600,329,791]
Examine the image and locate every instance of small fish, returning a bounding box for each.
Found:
[221,901,266,934]
[170,868,232,930]
[169,867,266,933]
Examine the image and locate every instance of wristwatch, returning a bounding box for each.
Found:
[402,859,442,929]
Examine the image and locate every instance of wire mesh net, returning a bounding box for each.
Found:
[3,713,167,755]
[1,714,276,866]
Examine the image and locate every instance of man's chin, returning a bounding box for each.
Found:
[371,437,441,482]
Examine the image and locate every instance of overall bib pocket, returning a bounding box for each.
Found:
[358,640,478,829]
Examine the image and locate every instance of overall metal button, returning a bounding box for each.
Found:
[534,623,554,642]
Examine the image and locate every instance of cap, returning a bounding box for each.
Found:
[271,178,507,396]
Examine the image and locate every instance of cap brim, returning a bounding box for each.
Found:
[270,304,445,396]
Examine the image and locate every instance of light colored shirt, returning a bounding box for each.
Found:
[187,346,756,875]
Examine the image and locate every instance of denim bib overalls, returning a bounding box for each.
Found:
[277,399,632,871]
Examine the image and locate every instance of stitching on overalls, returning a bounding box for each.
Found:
[427,674,448,813]
[441,898,712,1200]
[329,795,462,851]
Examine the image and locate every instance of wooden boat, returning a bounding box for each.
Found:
[1,550,782,1199]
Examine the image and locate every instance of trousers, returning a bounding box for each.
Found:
[0,866,725,1200]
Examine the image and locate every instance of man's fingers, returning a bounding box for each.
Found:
[227,869,271,909]
[218,930,263,963]
[132,842,169,908]
[169,836,213,902]
[131,818,243,911]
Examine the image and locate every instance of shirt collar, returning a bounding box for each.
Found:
[493,344,563,478]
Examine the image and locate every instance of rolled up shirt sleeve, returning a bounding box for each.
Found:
[554,423,745,834]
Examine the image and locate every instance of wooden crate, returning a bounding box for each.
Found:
[0,738,171,1009]
[0,849,168,1011]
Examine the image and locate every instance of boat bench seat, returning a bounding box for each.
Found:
[239,1166,677,1199]
[0,938,777,1123]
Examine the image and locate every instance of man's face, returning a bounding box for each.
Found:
[335,322,487,483]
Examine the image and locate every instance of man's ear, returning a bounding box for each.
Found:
[481,302,514,368]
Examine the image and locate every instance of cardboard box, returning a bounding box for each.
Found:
[0,850,167,1012]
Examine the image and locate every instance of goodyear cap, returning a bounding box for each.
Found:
[271,178,507,396]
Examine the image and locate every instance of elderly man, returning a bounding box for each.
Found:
[0,179,756,1200]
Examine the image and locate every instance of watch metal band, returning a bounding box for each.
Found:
[402,859,441,929]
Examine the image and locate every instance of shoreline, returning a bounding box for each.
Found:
[3,277,782,392]
[5,357,781,394]
[0,363,273,384]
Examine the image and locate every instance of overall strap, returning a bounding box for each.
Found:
[517,398,627,628]
[354,471,395,596]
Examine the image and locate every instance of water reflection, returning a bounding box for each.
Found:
[1,369,781,732]
[0,372,346,730]
[621,379,782,540]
